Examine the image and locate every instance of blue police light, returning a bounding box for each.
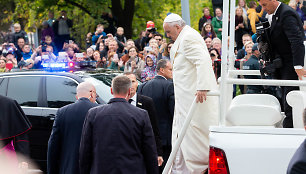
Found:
[42,62,68,68]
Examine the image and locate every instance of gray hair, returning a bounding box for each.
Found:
[164,19,186,28]
[211,38,222,45]
[76,81,95,97]
[156,59,170,72]
[111,75,132,95]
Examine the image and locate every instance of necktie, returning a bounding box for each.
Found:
[128,99,133,104]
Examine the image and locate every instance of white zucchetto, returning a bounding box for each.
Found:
[164,13,182,23]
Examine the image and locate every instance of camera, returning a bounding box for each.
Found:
[255,21,283,76]
[41,43,48,52]
[147,27,157,34]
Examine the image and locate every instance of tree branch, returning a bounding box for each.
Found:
[64,0,95,18]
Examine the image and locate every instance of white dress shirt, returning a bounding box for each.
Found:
[129,94,137,106]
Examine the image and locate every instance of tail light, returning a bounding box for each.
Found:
[209,146,230,174]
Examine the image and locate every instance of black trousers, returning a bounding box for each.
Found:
[282,86,299,128]
[159,145,171,174]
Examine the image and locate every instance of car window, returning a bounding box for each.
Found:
[83,75,114,103]
[46,76,78,108]
[7,76,40,107]
[0,78,8,96]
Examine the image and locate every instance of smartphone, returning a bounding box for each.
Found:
[69,40,73,44]
[144,46,153,53]
[42,55,49,60]
[75,53,84,58]
[113,54,119,62]
[6,63,13,70]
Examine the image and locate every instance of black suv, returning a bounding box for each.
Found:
[0,69,120,172]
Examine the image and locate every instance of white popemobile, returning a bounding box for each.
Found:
[163,0,306,174]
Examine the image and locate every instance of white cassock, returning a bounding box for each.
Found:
[170,25,219,173]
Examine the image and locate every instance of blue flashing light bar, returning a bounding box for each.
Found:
[42,62,68,68]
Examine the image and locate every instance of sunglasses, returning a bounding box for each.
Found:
[210,53,216,57]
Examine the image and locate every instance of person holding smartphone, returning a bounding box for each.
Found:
[52,10,73,52]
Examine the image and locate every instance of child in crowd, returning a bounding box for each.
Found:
[0,59,6,72]
[141,54,156,82]
[21,44,32,61]
[201,23,217,39]
[43,35,58,55]
[92,24,106,45]
[115,27,127,45]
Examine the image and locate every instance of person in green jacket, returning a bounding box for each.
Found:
[212,8,223,40]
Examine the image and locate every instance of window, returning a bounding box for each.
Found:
[0,78,8,96]
[7,76,40,107]
[46,76,78,108]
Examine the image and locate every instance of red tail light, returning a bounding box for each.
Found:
[68,62,74,68]
[209,146,230,174]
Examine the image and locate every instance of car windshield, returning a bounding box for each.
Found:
[82,73,117,103]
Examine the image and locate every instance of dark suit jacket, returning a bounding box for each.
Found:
[287,139,306,174]
[79,98,158,174]
[270,2,305,80]
[136,94,163,156]
[138,75,175,146]
[47,97,98,174]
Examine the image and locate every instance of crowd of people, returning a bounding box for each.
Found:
[0,0,305,88]
[1,0,306,173]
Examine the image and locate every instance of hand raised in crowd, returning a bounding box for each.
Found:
[97,35,104,44]
[157,156,164,166]
[86,32,92,38]
[118,59,124,67]
[195,90,208,103]
[102,57,107,63]
[160,39,168,52]
[35,45,42,53]
[9,43,16,50]
[131,60,137,68]
[63,42,69,50]
[112,54,119,63]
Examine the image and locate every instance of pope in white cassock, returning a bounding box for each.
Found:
[163,14,219,174]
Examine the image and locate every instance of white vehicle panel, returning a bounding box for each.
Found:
[209,127,306,174]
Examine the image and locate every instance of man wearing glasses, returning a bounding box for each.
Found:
[47,82,98,174]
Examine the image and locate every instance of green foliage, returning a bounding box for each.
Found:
[132,0,181,39]
[0,0,295,48]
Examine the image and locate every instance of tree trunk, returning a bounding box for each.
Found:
[111,0,135,39]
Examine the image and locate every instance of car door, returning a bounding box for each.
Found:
[32,75,80,171]
[0,75,45,168]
